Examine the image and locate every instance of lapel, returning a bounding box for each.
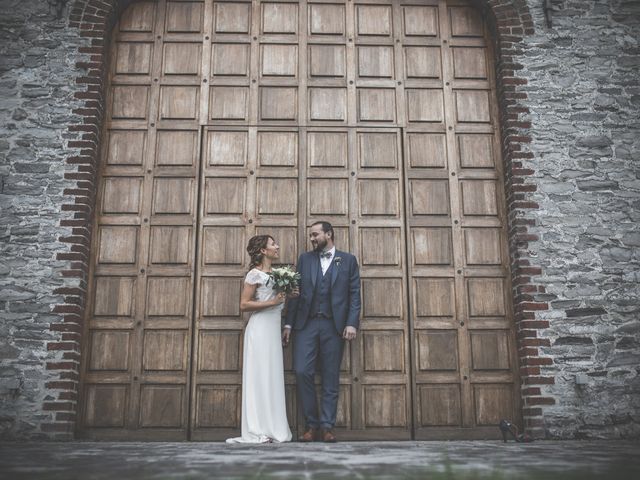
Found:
[310,251,319,289]
[330,250,342,287]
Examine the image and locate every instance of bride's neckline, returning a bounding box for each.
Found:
[253,267,271,273]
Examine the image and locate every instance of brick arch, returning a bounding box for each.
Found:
[47,0,552,439]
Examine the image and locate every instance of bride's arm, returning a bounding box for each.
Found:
[240,282,285,312]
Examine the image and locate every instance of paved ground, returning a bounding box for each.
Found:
[0,440,639,479]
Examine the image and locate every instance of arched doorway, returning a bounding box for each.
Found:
[78,0,520,440]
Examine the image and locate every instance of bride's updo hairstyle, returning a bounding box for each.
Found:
[247,234,274,270]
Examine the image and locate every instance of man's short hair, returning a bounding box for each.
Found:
[311,221,335,241]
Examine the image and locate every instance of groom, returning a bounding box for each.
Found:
[282,221,361,443]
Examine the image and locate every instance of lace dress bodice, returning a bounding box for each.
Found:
[245,268,283,312]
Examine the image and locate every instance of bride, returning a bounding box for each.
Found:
[226,235,293,443]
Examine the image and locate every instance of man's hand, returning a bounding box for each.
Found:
[288,287,300,298]
[282,327,291,346]
[343,326,357,341]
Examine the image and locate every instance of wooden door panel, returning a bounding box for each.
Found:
[139,385,185,427]
[97,226,139,264]
[142,330,189,371]
[457,134,494,169]
[411,228,453,265]
[107,130,147,166]
[204,177,246,214]
[357,46,394,78]
[449,5,483,37]
[261,3,298,34]
[210,86,249,120]
[192,125,299,439]
[163,43,202,75]
[406,133,447,168]
[88,331,132,371]
[101,177,143,214]
[356,5,392,37]
[211,43,250,76]
[111,86,149,119]
[206,130,248,166]
[407,0,519,439]
[93,277,136,317]
[363,331,405,372]
[308,178,349,216]
[261,44,298,77]
[357,89,396,122]
[119,2,156,32]
[198,331,242,371]
[214,2,251,34]
[83,0,518,441]
[452,47,487,79]
[403,5,438,37]
[358,131,398,168]
[115,41,153,75]
[202,227,246,265]
[455,90,491,123]
[258,131,298,166]
[147,277,191,317]
[406,89,444,123]
[404,46,441,79]
[309,88,347,121]
[81,0,201,440]
[260,87,298,120]
[308,131,348,167]
[309,3,346,35]
[156,130,199,166]
[416,330,458,371]
[363,386,407,427]
[83,385,129,428]
[418,385,462,427]
[194,386,241,427]
[165,1,204,33]
[309,45,346,77]
[362,278,402,318]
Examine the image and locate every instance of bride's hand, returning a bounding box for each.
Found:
[273,292,286,305]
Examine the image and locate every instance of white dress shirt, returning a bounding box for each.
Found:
[320,246,336,276]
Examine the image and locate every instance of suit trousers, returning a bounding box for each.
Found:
[293,316,344,430]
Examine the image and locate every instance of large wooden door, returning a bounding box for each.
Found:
[79,0,519,440]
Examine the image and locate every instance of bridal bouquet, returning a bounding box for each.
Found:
[267,266,300,295]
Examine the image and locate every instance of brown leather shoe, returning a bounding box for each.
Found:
[321,428,337,443]
[298,427,318,442]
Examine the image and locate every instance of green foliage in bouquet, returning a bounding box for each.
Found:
[267,266,301,295]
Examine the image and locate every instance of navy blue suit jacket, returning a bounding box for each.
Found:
[285,250,361,333]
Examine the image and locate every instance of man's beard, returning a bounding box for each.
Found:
[312,238,327,252]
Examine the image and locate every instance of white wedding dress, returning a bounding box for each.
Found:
[226,268,292,443]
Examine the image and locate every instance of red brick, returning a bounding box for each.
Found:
[520,338,551,347]
[522,387,541,396]
[519,320,550,329]
[524,376,555,385]
[45,381,77,390]
[526,397,556,406]
[523,357,553,366]
[522,407,542,417]
[520,366,540,376]
[43,402,75,411]
[47,342,77,351]
[46,362,78,371]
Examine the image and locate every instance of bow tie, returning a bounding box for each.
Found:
[319,251,332,259]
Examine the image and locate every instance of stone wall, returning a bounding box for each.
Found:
[0,0,89,439]
[0,0,638,440]
[517,0,640,438]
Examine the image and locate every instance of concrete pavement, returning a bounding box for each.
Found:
[0,440,639,479]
